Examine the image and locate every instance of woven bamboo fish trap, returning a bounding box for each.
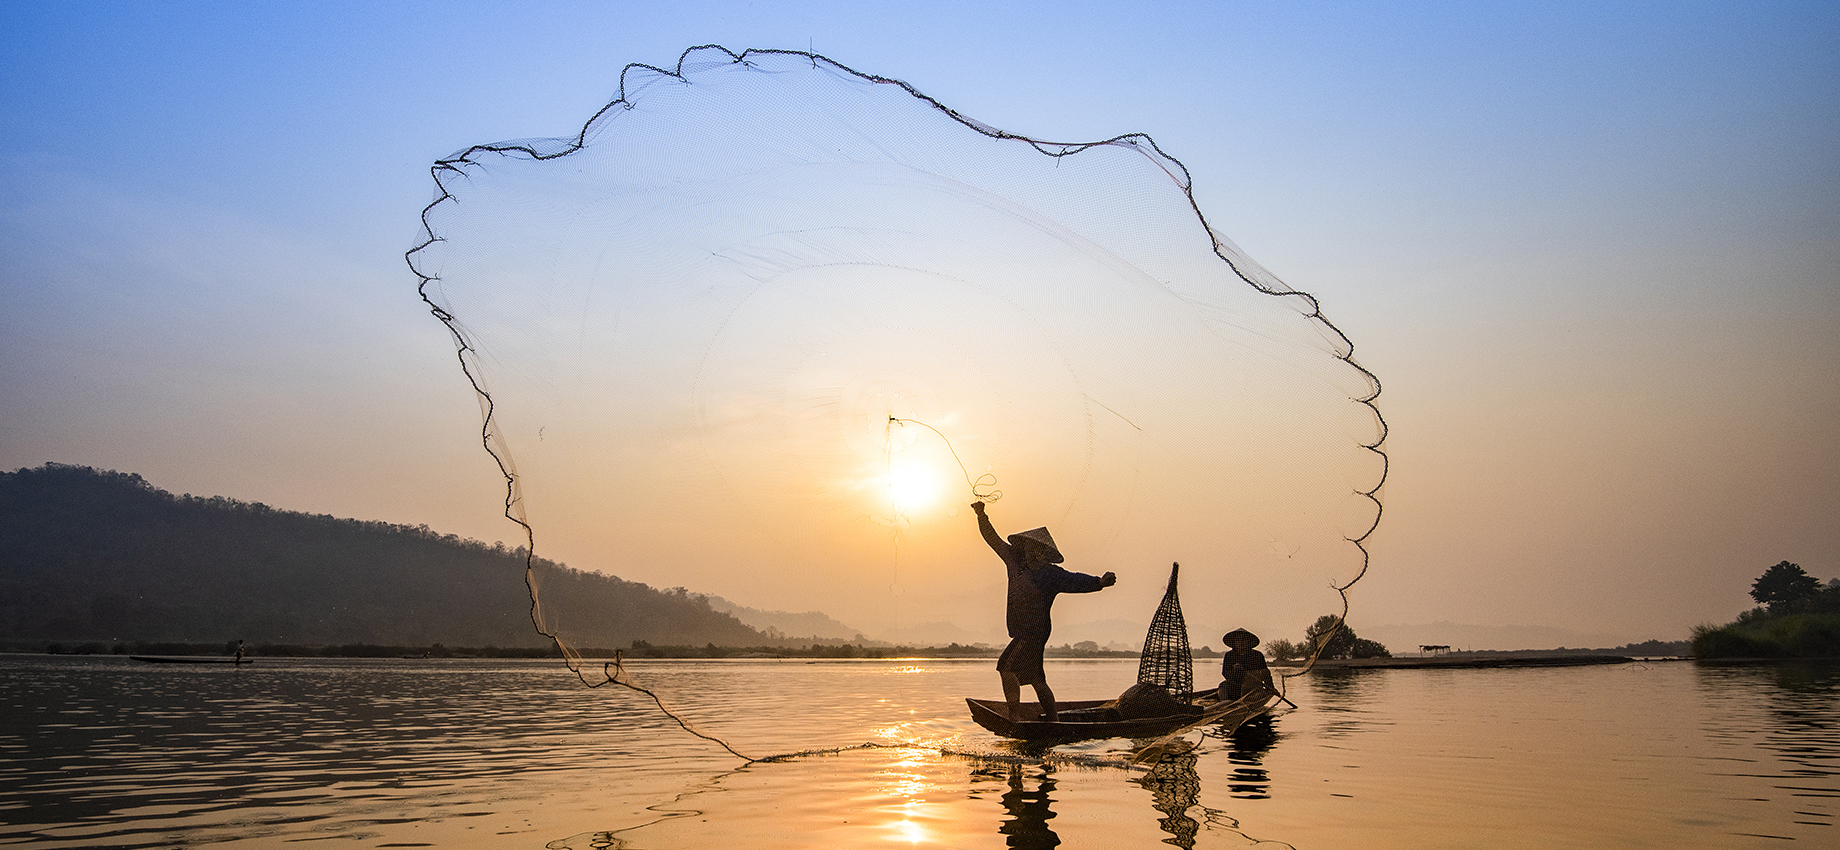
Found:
[1136,562,1193,697]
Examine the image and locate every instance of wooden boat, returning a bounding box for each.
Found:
[969,564,1280,744]
[967,689,1272,743]
[129,655,252,664]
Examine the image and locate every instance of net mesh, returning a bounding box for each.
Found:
[406,45,1385,755]
[1136,562,1194,697]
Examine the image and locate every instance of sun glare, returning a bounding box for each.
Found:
[885,459,943,515]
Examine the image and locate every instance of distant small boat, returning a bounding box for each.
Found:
[967,689,1271,743]
[128,655,253,665]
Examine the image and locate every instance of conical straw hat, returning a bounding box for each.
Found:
[1008,527,1063,563]
[1223,628,1260,648]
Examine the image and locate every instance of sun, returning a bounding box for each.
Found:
[884,456,944,516]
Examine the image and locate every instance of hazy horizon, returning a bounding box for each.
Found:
[0,460,1719,653]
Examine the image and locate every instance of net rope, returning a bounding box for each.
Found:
[405,44,1387,761]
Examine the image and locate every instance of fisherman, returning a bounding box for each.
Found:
[973,501,1115,722]
[1217,628,1274,702]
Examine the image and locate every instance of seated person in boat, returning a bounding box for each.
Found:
[1218,629,1275,703]
[973,500,1116,722]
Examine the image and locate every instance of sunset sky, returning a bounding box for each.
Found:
[3,1,1834,649]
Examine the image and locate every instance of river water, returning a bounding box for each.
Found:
[1,655,1833,848]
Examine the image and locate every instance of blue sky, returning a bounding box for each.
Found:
[3,1,1835,647]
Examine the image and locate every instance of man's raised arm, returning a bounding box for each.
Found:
[971,501,1009,559]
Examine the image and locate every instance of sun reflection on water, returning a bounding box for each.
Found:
[873,749,941,844]
[886,808,930,844]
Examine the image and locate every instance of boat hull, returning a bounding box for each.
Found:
[966,690,1269,742]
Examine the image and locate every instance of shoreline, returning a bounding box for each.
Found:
[1287,654,1652,670]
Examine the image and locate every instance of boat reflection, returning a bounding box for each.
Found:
[967,713,1290,850]
[971,762,1062,849]
[1219,713,1281,799]
[1135,750,1202,848]
[1131,737,1296,850]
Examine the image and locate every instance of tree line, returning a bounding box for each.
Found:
[0,464,780,649]
[1262,615,1392,663]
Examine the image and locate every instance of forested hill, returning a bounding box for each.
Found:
[0,464,773,648]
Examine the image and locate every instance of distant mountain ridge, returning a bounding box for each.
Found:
[0,464,776,648]
[695,594,866,641]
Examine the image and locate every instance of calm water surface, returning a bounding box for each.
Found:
[1,656,1834,848]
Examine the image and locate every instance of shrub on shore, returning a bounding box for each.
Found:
[1692,613,1840,659]
[1692,562,1840,659]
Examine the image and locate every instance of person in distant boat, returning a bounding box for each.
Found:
[973,500,1116,723]
[234,640,246,664]
[1217,629,1273,703]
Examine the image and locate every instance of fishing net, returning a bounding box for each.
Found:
[407,46,1384,744]
[1137,562,1194,696]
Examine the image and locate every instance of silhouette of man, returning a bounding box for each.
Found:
[974,501,1115,722]
[1217,629,1273,702]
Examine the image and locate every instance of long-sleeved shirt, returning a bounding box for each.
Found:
[978,512,1107,641]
